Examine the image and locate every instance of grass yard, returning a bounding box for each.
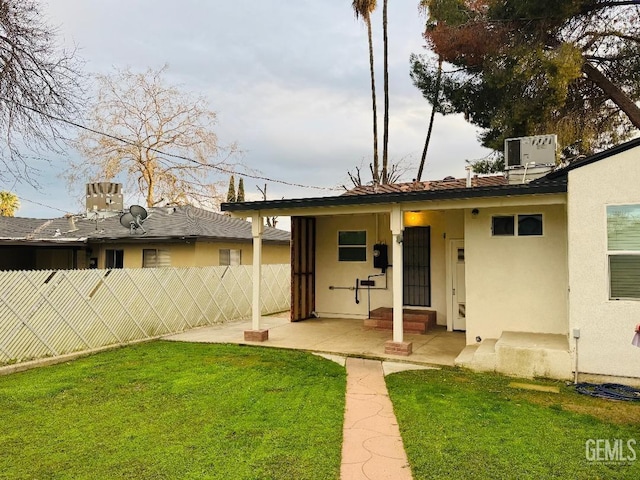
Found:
[0,342,346,480]
[386,368,640,480]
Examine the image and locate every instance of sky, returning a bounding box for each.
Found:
[7,0,492,220]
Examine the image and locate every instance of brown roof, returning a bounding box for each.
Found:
[342,175,507,196]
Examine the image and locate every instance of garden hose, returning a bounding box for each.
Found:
[575,383,640,402]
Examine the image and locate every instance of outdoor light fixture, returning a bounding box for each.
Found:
[471,208,479,217]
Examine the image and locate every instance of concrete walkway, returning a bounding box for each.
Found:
[341,357,419,480]
[166,315,444,479]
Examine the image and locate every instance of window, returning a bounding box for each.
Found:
[142,249,171,268]
[219,248,241,266]
[105,249,123,268]
[338,230,366,262]
[607,205,640,300]
[492,214,543,236]
[492,216,514,236]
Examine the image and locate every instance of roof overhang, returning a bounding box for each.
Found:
[221,180,567,217]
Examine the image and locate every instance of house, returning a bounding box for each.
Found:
[221,137,640,382]
[0,183,290,271]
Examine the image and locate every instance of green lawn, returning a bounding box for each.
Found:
[386,368,640,480]
[0,342,346,480]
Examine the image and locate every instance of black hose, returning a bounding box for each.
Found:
[575,383,640,402]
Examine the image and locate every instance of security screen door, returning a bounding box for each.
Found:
[402,226,431,306]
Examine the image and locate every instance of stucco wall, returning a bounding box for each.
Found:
[314,211,462,325]
[315,213,392,318]
[464,202,569,345]
[568,148,640,378]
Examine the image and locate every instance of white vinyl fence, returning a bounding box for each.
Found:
[0,264,290,365]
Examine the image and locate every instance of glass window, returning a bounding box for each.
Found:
[219,248,241,266]
[492,216,514,236]
[518,214,543,236]
[105,249,123,268]
[492,214,543,236]
[143,249,171,268]
[338,230,366,262]
[607,205,640,300]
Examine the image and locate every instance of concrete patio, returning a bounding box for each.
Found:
[165,313,466,367]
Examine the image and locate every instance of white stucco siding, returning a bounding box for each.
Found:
[315,213,393,318]
[568,148,640,378]
[464,203,569,345]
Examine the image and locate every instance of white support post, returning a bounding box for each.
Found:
[386,205,412,355]
[245,213,268,342]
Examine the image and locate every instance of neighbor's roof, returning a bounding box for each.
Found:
[0,205,290,245]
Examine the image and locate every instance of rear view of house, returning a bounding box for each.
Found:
[222,137,640,383]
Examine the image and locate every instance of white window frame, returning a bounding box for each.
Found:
[219,248,241,266]
[338,230,367,262]
[606,204,640,301]
[142,248,171,268]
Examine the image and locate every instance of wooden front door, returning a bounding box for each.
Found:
[291,216,316,321]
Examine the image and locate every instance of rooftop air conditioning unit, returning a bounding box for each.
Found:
[504,134,557,169]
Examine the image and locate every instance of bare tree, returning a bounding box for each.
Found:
[257,183,277,228]
[0,0,83,183]
[70,65,239,208]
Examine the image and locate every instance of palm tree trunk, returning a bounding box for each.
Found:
[366,16,379,184]
[416,57,442,182]
[381,0,389,183]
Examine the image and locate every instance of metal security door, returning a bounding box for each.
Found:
[403,226,431,306]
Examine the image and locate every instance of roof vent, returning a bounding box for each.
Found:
[443,176,456,181]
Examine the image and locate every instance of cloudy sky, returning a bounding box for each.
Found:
[9,0,492,219]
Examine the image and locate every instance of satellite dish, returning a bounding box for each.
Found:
[129,205,148,221]
[119,205,148,234]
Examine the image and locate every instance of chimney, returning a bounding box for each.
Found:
[86,182,124,217]
[465,166,472,187]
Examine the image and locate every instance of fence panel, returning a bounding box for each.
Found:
[0,264,290,365]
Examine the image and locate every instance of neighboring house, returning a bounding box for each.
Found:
[221,138,640,382]
[0,184,290,271]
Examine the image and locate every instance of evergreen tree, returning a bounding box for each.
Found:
[413,0,640,155]
[237,177,245,202]
[226,175,236,203]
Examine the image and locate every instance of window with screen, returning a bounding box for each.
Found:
[338,230,366,262]
[607,205,640,300]
[219,248,241,266]
[142,249,171,268]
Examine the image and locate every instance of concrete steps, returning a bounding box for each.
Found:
[364,307,437,334]
[454,331,571,380]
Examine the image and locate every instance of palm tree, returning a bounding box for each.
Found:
[381,0,389,183]
[0,191,20,217]
[416,56,443,181]
[352,0,380,184]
